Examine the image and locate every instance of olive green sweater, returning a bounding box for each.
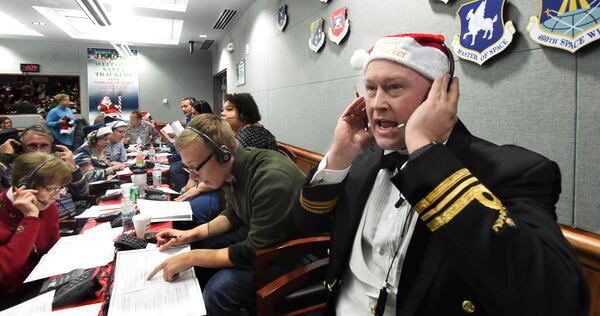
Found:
[221,147,304,270]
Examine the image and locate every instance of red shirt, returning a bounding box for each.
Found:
[0,189,60,293]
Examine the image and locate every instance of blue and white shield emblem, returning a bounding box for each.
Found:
[277,4,287,32]
[452,0,515,65]
[527,0,600,53]
[309,18,325,53]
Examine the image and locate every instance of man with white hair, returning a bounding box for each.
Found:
[293,33,589,315]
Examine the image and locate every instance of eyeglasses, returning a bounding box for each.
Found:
[41,185,67,196]
[184,153,213,175]
[25,143,51,151]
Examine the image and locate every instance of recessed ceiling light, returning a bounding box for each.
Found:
[33,6,182,45]
[32,22,47,26]
[0,11,43,36]
[199,34,207,38]
[102,0,188,12]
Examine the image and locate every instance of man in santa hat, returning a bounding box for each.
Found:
[293,33,588,315]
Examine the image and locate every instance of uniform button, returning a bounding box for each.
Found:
[9,212,16,218]
[387,213,394,218]
[379,248,385,255]
[9,226,15,233]
[326,248,330,255]
[462,300,475,313]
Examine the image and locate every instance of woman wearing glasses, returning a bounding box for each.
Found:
[0,152,72,308]
[74,126,124,182]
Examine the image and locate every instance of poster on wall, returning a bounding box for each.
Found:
[278,4,288,31]
[328,6,350,45]
[86,48,139,122]
[308,18,325,52]
[451,0,515,65]
[236,59,246,86]
[527,0,600,53]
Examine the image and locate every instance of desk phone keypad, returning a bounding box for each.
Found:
[52,269,100,308]
[39,269,85,294]
[114,234,148,251]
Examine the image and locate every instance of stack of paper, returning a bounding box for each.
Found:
[0,290,53,315]
[108,247,205,316]
[116,167,132,176]
[75,204,121,219]
[0,292,102,316]
[136,199,192,222]
[24,230,117,283]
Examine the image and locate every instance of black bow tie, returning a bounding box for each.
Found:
[379,152,408,171]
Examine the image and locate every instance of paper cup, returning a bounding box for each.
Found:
[132,213,152,238]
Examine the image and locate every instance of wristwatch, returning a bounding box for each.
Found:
[409,141,438,161]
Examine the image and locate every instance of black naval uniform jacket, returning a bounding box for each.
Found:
[293,121,589,315]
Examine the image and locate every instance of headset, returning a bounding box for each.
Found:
[187,127,232,163]
[237,113,247,123]
[183,97,200,110]
[441,42,455,92]
[17,158,52,189]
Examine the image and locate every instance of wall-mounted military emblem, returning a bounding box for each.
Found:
[452,0,515,65]
[309,18,325,52]
[527,0,600,52]
[328,6,350,45]
[278,4,288,31]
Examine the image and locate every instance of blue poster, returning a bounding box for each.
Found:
[87,48,139,122]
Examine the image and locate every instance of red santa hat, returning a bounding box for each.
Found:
[350,33,451,80]
[141,111,152,120]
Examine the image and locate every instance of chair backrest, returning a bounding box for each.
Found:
[561,225,600,316]
[276,144,297,163]
[255,236,330,316]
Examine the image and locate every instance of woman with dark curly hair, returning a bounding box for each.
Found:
[220,93,277,151]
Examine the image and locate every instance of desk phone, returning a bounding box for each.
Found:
[114,234,148,251]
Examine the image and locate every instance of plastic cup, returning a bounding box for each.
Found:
[132,213,152,238]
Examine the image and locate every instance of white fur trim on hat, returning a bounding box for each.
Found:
[95,126,112,138]
[108,120,127,129]
[350,36,449,80]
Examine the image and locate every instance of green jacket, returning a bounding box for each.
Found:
[221,147,304,270]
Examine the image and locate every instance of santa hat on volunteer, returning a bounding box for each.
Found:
[350,33,451,80]
[141,111,152,120]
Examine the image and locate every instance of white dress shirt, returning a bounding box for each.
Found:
[310,152,418,315]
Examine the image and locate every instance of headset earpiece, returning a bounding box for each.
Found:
[188,127,232,164]
[442,43,455,92]
[237,113,247,123]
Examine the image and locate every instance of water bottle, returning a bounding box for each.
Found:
[136,136,142,147]
[148,145,156,163]
[135,148,144,168]
[152,164,162,188]
[121,195,135,235]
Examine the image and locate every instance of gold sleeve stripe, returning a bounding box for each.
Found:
[421,176,478,221]
[414,168,471,214]
[426,184,504,232]
[299,193,338,206]
[299,193,337,215]
[0,162,6,169]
